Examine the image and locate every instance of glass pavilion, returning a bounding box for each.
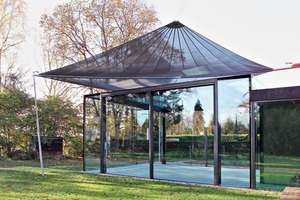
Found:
[39,21,300,190]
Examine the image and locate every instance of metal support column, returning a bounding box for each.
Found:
[213,81,221,185]
[158,113,161,162]
[149,92,154,179]
[249,77,256,189]
[100,94,107,173]
[33,73,44,177]
[250,101,256,189]
[162,114,166,164]
[82,96,87,171]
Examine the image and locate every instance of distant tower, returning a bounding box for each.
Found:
[192,99,205,135]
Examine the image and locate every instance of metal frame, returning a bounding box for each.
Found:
[251,86,300,102]
[250,100,256,189]
[82,76,263,188]
[213,80,220,185]
[82,95,87,171]
[84,80,223,184]
[249,76,255,189]
[162,114,167,164]
[149,91,154,179]
[100,94,106,173]
[83,93,103,173]
[100,79,216,97]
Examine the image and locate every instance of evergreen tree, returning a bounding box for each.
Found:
[192,99,205,135]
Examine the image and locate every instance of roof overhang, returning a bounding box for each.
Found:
[39,21,273,92]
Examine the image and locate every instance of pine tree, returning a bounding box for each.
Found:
[192,99,205,135]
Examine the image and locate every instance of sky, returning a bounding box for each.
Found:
[151,0,300,67]
[22,0,300,96]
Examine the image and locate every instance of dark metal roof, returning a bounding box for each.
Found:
[39,21,272,92]
[251,86,300,101]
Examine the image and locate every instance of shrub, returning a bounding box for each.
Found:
[7,149,37,160]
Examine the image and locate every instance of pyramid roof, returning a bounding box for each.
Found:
[39,21,272,92]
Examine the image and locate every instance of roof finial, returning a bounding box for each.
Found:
[166,21,184,28]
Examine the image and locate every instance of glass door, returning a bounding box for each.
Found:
[83,95,101,172]
[153,85,214,184]
[105,93,150,178]
[218,78,250,188]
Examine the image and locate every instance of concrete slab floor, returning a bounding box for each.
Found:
[88,162,250,188]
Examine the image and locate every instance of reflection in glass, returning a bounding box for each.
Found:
[84,95,101,171]
[218,78,250,187]
[82,78,259,187]
[106,93,149,178]
[256,100,300,190]
[153,86,214,184]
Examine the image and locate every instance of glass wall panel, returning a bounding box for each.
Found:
[153,86,214,184]
[106,93,149,178]
[255,100,300,190]
[218,78,250,187]
[84,95,101,171]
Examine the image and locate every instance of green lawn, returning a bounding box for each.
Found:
[0,159,280,199]
[256,155,300,189]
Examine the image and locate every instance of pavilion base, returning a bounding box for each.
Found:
[87,162,250,188]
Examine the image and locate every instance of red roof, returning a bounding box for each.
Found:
[291,63,300,68]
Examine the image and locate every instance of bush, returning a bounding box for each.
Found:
[7,149,37,160]
[64,135,83,159]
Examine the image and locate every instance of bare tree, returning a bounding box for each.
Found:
[40,21,81,98]
[86,0,158,50]
[39,0,159,96]
[40,0,159,144]
[0,0,26,91]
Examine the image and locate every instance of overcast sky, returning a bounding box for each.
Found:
[22,0,300,94]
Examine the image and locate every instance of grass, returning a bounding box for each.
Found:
[0,159,281,200]
[256,155,300,189]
